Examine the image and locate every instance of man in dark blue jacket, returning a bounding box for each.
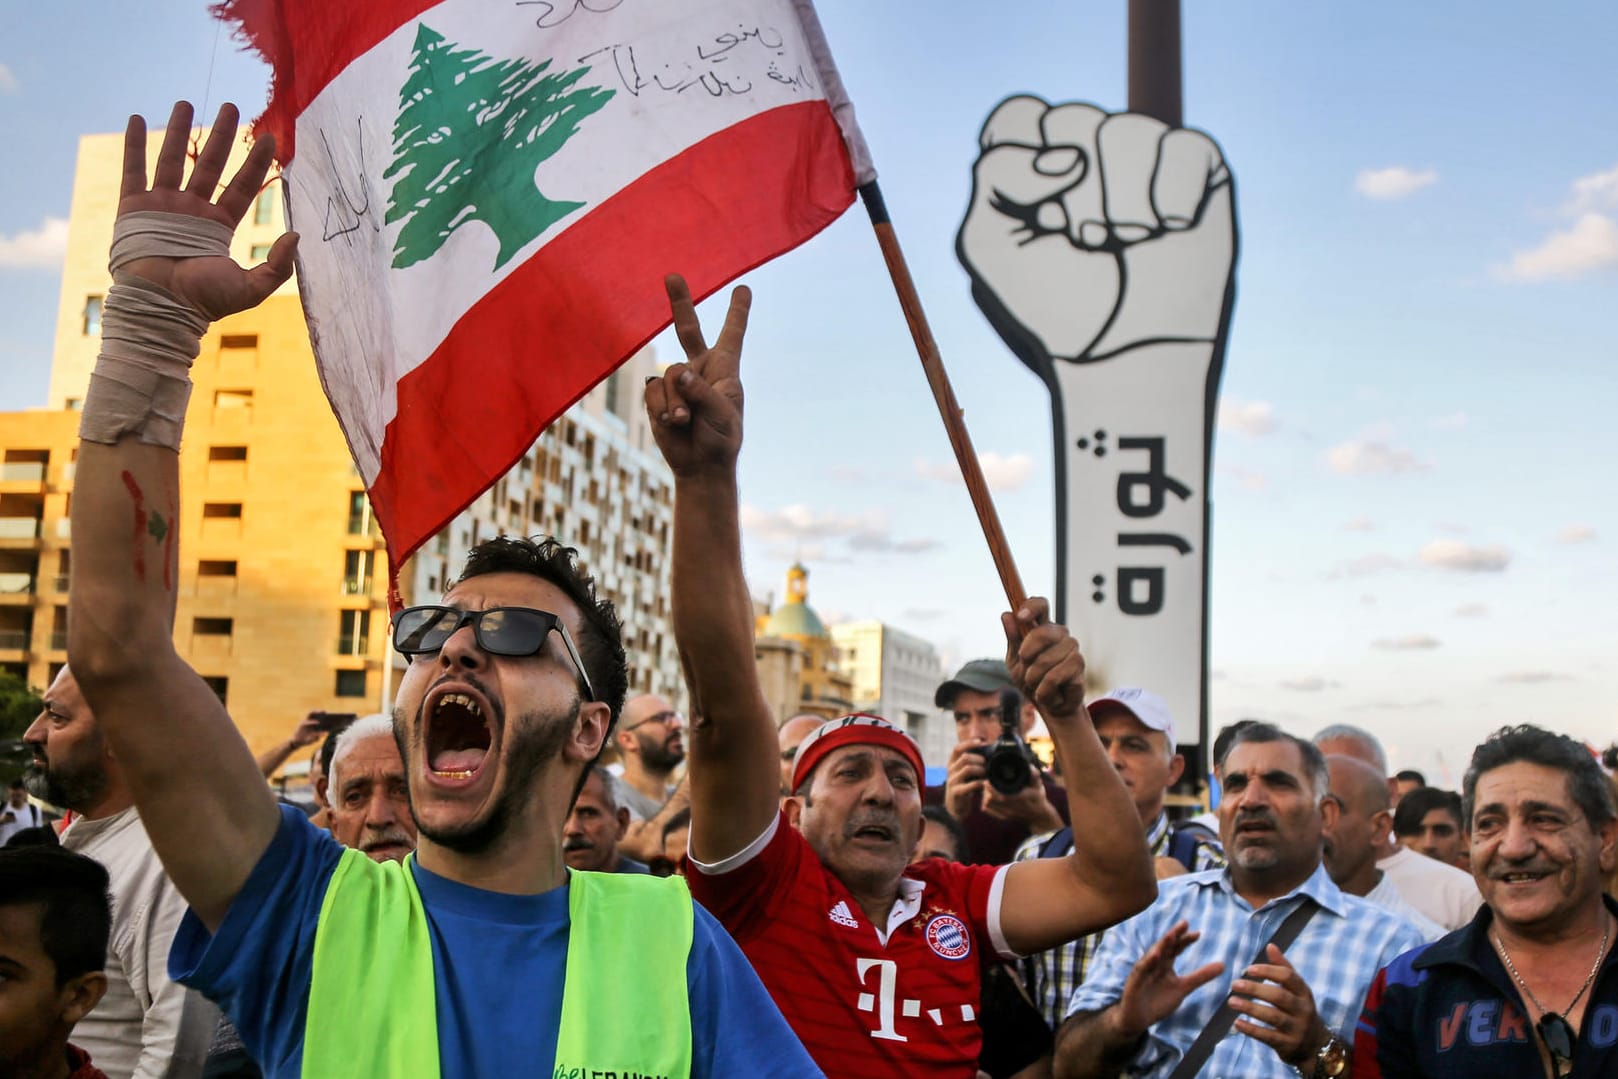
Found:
[1353,725,1618,1078]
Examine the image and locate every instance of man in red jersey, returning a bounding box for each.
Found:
[643,277,1157,1076]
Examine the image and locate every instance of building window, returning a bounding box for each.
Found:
[220,334,258,350]
[202,502,244,519]
[343,549,373,594]
[208,446,248,462]
[83,296,103,336]
[338,610,371,655]
[334,670,368,698]
[193,617,233,636]
[197,560,238,577]
[254,188,275,225]
[347,491,376,536]
[202,676,229,704]
[214,389,254,410]
[250,244,271,260]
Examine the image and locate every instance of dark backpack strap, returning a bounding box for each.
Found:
[1163,898,1318,1079]
[1167,822,1216,872]
[1038,826,1074,859]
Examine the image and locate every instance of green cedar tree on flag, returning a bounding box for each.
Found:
[213,0,874,582]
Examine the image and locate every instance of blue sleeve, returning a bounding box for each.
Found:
[168,804,343,1077]
[686,900,822,1077]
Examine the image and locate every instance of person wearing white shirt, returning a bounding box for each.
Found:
[0,778,44,845]
[22,667,218,1079]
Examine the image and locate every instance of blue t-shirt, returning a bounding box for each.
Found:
[171,805,819,1078]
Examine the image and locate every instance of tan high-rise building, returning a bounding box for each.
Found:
[0,123,680,754]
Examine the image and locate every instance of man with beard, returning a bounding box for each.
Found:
[1054,723,1425,1079]
[60,101,815,1079]
[612,694,685,820]
[324,714,416,864]
[21,667,219,1079]
[641,269,1156,1076]
[563,767,649,874]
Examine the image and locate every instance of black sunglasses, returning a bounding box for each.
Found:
[1538,1014,1574,1074]
[392,605,595,701]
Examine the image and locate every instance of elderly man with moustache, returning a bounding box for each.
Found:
[1054,723,1425,1079]
[1353,725,1618,1078]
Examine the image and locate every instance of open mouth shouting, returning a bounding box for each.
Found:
[846,816,899,846]
[423,684,498,789]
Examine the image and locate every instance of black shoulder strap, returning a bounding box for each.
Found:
[1164,898,1319,1079]
[1038,826,1074,859]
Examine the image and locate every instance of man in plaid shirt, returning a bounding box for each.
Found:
[1053,723,1426,1079]
[1014,687,1225,1030]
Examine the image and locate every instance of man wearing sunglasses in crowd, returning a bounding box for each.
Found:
[1353,726,1618,1078]
[60,101,817,1078]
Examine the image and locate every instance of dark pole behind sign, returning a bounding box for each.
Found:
[1128,0,1183,126]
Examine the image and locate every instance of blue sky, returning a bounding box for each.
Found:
[2,3,1614,777]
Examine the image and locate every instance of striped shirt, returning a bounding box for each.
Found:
[1014,811,1224,1030]
[1067,862,1426,1078]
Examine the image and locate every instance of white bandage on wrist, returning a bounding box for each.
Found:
[78,211,235,450]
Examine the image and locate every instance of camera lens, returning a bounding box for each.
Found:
[985,745,1031,795]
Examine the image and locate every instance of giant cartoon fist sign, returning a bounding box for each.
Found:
[958,95,1238,749]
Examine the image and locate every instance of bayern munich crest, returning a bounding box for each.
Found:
[924,914,971,960]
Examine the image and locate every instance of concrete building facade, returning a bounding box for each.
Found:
[830,620,948,766]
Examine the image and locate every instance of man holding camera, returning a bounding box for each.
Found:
[934,659,1070,865]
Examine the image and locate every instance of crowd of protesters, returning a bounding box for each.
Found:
[5,100,1617,1079]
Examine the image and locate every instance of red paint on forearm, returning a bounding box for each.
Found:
[121,470,147,581]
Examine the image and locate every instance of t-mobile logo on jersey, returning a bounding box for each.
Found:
[854,957,976,1042]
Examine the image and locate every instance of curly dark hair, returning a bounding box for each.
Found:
[1462,725,1617,829]
[455,536,629,727]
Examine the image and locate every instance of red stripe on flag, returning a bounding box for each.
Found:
[367,100,854,579]
[213,0,439,160]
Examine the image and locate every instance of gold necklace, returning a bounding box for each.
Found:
[1492,915,1610,1076]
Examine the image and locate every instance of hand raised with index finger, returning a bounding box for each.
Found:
[118,101,297,321]
[644,274,752,478]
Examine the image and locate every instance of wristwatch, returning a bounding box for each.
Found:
[1310,1034,1349,1078]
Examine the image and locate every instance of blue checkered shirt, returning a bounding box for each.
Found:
[1014,812,1224,1030]
[1066,862,1426,1079]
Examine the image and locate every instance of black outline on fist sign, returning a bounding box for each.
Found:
[957,94,1238,380]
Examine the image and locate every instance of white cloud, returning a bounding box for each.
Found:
[0,217,68,269]
[1557,525,1598,545]
[1430,411,1470,431]
[1453,603,1489,618]
[1355,166,1438,200]
[1326,440,1427,476]
[1372,634,1441,651]
[1280,676,1338,692]
[0,63,16,93]
[1564,163,1618,214]
[1217,398,1277,436]
[1418,540,1510,573]
[914,452,1033,493]
[740,503,939,556]
[1342,516,1376,532]
[1496,213,1618,282]
[1496,670,1573,685]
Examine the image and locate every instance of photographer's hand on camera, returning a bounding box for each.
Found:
[943,742,989,821]
[983,764,1063,832]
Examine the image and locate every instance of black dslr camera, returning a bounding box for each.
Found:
[970,687,1039,796]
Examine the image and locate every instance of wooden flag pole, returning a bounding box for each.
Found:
[858,181,1027,613]
[1128,0,1183,125]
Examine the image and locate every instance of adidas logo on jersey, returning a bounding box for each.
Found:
[828,900,859,928]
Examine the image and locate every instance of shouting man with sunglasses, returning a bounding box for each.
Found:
[641,271,1157,1076]
[62,101,817,1079]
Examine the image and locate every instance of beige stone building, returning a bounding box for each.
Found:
[0,123,680,754]
[752,563,853,722]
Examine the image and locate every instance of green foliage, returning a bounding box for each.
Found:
[0,669,42,785]
[384,23,616,271]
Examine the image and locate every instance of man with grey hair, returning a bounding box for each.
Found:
[1055,722,1425,1079]
[563,766,649,874]
[327,714,415,864]
[1353,724,1618,1076]
[1321,755,1444,942]
[1312,724,1480,932]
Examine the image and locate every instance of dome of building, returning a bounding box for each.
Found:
[763,562,828,639]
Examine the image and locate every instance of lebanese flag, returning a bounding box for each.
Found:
[213,0,873,585]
